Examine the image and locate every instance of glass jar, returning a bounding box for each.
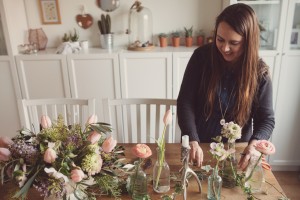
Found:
[129,161,148,199]
[128,0,153,50]
[207,168,222,200]
[153,148,170,193]
[221,142,237,188]
[245,153,264,193]
[28,28,48,50]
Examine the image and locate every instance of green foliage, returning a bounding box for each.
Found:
[62,28,79,42]
[158,33,168,38]
[184,26,193,37]
[95,174,122,198]
[171,31,180,38]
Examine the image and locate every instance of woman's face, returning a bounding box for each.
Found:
[216,21,244,64]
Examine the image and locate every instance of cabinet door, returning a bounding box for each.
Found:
[67,54,121,121]
[269,55,300,168]
[172,52,193,98]
[15,55,70,98]
[119,52,172,98]
[0,56,21,136]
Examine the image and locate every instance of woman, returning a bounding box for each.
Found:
[177,3,275,170]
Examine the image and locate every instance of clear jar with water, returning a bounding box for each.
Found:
[129,161,148,199]
[153,148,170,193]
[245,153,264,193]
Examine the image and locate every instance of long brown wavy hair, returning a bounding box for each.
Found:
[204,4,266,126]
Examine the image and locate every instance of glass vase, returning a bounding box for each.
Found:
[153,148,170,193]
[129,161,148,199]
[245,153,264,193]
[221,142,237,188]
[207,168,222,200]
[28,28,48,50]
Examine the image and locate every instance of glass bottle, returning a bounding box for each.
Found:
[245,153,264,193]
[207,168,222,200]
[153,148,170,193]
[221,141,237,188]
[129,160,148,199]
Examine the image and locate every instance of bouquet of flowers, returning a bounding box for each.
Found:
[0,114,127,199]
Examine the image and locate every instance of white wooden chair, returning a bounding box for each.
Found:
[103,98,180,143]
[18,98,96,132]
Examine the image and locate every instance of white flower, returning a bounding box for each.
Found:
[45,167,69,183]
[221,121,242,143]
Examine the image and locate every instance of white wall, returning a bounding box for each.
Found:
[23,0,222,48]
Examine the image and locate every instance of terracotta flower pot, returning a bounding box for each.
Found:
[185,37,193,47]
[159,37,168,47]
[172,37,180,47]
[197,36,204,46]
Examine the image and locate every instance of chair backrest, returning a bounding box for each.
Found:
[103,98,180,143]
[18,98,96,132]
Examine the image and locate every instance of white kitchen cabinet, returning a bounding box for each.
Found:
[67,50,121,121]
[15,54,71,99]
[119,51,173,99]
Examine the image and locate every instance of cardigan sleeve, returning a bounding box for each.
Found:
[177,49,203,142]
[251,74,275,141]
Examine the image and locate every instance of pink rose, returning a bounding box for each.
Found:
[132,144,152,159]
[71,169,85,183]
[0,136,13,148]
[86,114,98,126]
[0,147,11,161]
[255,140,276,155]
[87,131,101,144]
[44,148,57,163]
[40,115,52,129]
[163,110,172,126]
[102,136,117,153]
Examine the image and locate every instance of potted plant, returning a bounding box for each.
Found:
[97,14,113,49]
[62,28,79,45]
[184,26,193,47]
[171,31,181,47]
[158,33,168,48]
[196,29,205,46]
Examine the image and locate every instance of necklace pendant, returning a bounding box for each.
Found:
[220,119,226,125]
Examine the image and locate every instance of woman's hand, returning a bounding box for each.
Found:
[189,141,203,167]
[238,139,258,170]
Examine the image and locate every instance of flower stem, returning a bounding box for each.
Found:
[155,125,166,189]
[265,180,288,198]
[212,161,219,199]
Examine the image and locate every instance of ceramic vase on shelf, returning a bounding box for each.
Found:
[129,161,148,199]
[207,168,222,200]
[153,148,170,193]
[28,28,48,50]
[221,142,237,188]
[245,153,264,193]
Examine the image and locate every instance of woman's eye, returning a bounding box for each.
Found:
[217,38,224,42]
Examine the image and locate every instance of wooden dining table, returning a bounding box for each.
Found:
[0,143,285,200]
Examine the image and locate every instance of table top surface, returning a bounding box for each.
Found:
[0,143,285,200]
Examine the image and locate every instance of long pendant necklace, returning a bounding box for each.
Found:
[218,83,235,125]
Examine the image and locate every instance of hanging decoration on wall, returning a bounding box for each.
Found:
[97,0,120,12]
[38,0,61,24]
[76,5,93,29]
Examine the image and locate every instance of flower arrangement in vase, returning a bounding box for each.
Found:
[0,114,127,199]
[153,110,172,193]
[184,26,193,47]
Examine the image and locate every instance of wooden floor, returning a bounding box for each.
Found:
[273,171,300,200]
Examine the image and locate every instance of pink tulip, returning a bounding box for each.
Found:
[87,131,101,144]
[0,147,11,161]
[255,140,276,155]
[71,169,85,182]
[102,136,117,153]
[132,144,152,159]
[44,148,57,163]
[86,114,98,125]
[163,110,172,126]
[40,115,52,129]
[0,136,13,148]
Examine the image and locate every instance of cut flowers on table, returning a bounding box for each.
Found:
[0,114,127,200]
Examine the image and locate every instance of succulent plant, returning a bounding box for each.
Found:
[184,26,193,37]
[70,28,79,42]
[171,31,181,38]
[158,33,168,38]
[98,14,111,34]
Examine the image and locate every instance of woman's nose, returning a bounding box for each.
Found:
[223,43,230,52]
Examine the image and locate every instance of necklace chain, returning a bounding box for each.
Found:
[218,83,235,125]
